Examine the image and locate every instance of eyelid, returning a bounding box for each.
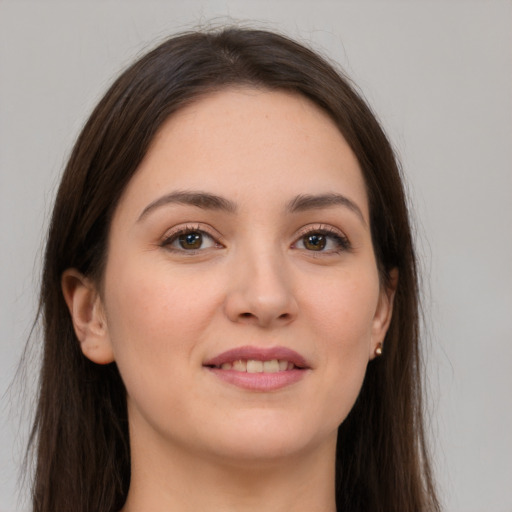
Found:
[292,224,351,252]
[160,223,225,252]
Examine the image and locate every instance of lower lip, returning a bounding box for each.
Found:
[206,368,308,391]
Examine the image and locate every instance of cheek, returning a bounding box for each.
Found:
[308,266,380,348]
[102,257,223,393]
[101,258,226,435]
[106,256,216,342]
[301,267,380,427]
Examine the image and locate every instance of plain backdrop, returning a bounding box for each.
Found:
[1,1,511,511]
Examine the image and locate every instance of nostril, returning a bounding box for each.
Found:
[240,312,253,318]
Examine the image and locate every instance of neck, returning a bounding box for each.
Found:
[122,421,337,512]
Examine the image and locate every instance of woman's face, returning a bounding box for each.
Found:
[89,88,394,464]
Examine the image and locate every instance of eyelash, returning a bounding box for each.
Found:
[292,225,351,254]
[160,224,351,254]
[161,224,222,254]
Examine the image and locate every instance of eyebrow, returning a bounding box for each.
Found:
[138,190,365,224]
[137,190,237,221]
[286,193,366,224]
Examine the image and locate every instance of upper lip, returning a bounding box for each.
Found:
[203,346,310,369]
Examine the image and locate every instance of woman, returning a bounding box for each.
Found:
[28,27,440,511]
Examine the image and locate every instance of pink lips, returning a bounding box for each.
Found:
[203,346,310,391]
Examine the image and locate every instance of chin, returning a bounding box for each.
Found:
[198,412,337,465]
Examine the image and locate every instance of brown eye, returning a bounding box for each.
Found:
[178,232,203,250]
[302,233,327,251]
[163,228,219,253]
[294,229,351,253]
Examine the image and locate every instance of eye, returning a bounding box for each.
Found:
[162,227,219,252]
[293,227,350,253]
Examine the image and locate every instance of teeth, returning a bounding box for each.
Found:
[232,360,246,371]
[217,359,295,372]
[247,360,263,373]
[263,359,280,373]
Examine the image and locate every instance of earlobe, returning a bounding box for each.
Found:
[370,268,398,359]
[61,269,115,365]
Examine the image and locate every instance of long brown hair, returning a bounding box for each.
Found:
[28,27,439,511]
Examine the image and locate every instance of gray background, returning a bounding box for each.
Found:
[1,1,511,510]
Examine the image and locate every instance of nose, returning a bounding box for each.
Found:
[223,249,298,328]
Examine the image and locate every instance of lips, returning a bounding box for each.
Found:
[203,346,310,391]
[212,359,295,373]
[203,346,309,370]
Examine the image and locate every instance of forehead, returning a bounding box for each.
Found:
[114,87,369,223]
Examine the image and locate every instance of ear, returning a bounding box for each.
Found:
[61,269,115,365]
[369,268,398,359]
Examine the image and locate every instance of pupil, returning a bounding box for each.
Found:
[179,232,202,249]
[305,234,326,251]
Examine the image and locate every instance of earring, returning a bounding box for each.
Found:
[375,342,383,357]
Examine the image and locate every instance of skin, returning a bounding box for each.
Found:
[63,88,396,511]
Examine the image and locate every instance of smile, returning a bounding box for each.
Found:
[203,346,310,391]
[210,359,297,372]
